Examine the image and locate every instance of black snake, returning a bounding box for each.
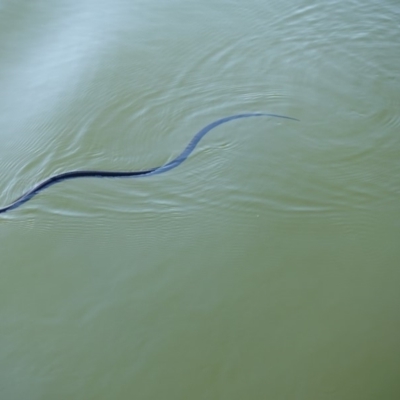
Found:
[0,113,298,214]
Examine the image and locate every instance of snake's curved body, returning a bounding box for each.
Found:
[0,113,298,214]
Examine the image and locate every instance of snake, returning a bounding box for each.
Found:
[0,112,298,214]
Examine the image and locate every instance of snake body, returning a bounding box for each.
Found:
[0,112,298,214]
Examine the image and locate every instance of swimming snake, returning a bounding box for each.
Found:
[0,112,298,214]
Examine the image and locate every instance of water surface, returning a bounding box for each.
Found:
[0,0,399,398]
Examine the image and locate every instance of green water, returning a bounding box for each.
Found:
[1,0,399,398]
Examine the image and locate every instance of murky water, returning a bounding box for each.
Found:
[0,0,399,398]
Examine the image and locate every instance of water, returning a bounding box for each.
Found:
[0,0,399,398]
